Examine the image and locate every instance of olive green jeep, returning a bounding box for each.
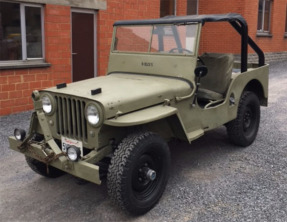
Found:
[9,14,268,215]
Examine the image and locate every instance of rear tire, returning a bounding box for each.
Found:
[107,132,170,215]
[25,156,65,178]
[226,91,260,147]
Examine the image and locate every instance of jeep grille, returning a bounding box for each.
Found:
[55,95,87,141]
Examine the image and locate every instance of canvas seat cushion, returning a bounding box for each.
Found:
[198,88,224,101]
[197,53,234,101]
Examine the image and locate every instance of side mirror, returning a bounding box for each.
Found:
[194,66,208,78]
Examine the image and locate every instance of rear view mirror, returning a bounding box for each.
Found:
[194,66,208,78]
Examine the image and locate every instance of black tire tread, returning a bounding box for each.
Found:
[107,131,170,215]
[227,91,260,147]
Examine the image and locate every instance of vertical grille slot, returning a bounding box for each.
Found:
[55,96,87,141]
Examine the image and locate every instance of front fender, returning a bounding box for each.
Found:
[104,105,178,127]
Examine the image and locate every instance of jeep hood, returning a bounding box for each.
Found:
[42,74,192,118]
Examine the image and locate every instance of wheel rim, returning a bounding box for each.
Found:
[132,152,162,200]
[243,105,256,135]
[243,107,252,131]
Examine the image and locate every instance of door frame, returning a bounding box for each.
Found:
[71,8,98,81]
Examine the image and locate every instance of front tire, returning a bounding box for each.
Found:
[226,91,260,147]
[25,156,65,178]
[107,132,170,215]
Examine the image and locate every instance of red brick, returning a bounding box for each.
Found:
[0,70,14,75]
[23,89,33,97]
[41,80,53,88]
[23,75,36,82]
[0,108,12,116]
[16,83,29,90]
[60,23,71,30]
[30,82,42,90]
[0,92,9,100]
[29,68,45,74]
[8,76,22,84]
[12,106,28,113]
[36,74,48,81]
[0,76,8,84]
[9,91,23,99]
[15,69,28,75]
[1,99,15,108]
[15,97,30,106]
[25,104,34,110]
[2,84,15,92]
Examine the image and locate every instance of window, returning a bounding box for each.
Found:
[257,0,272,33]
[0,1,44,62]
[114,24,198,55]
[187,0,198,15]
[160,0,176,17]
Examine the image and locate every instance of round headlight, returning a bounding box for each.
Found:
[42,95,52,114]
[86,104,100,126]
[67,146,81,161]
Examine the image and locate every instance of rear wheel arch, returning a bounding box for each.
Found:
[243,79,267,106]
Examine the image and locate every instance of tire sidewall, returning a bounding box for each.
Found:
[227,91,261,147]
[108,132,171,215]
[124,136,170,211]
[240,92,260,143]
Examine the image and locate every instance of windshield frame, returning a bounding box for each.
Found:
[111,23,199,56]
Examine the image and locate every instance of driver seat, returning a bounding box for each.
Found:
[197,53,234,101]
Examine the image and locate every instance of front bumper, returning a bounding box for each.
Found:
[9,136,102,184]
[8,110,112,185]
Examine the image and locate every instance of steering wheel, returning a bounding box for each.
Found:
[169,48,192,54]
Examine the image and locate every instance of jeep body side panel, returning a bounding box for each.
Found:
[173,64,269,142]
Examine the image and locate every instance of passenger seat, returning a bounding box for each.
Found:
[197,53,234,101]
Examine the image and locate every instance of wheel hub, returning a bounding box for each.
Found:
[138,165,157,182]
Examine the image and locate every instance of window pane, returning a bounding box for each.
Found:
[0,2,22,61]
[114,26,152,52]
[264,0,271,31]
[187,0,198,15]
[160,0,175,17]
[25,6,42,58]
[257,0,263,30]
[151,25,197,54]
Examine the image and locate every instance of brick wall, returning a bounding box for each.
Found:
[1,0,287,116]
[197,0,287,55]
[97,0,160,76]
[0,4,72,116]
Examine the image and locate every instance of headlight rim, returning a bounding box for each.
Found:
[41,93,56,115]
[85,102,104,127]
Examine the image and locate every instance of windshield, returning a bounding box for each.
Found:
[113,24,198,55]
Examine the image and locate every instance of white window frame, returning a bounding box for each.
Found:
[257,0,272,33]
[0,1,45,64]
[21,3,45,60]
